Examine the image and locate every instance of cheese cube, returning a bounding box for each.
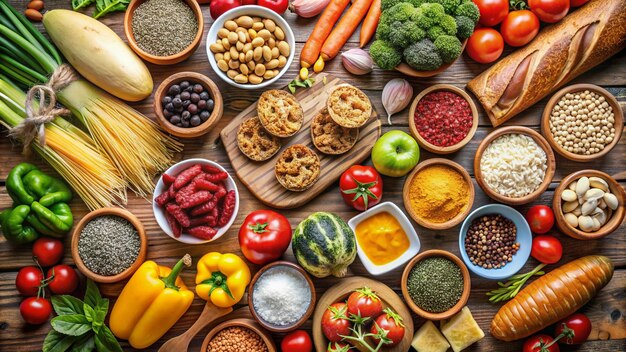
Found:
[441,307,485,352]
[411,320,451,352]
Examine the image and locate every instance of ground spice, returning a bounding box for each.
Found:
[408,164,469,223]
[207,326,268,352]
[407,257,463,313]
[414,91,473,147]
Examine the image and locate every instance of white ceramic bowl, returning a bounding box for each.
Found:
[348,202,421,276]
[152,158,239,244]
[205,5,295,90]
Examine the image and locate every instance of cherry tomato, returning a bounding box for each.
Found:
[370,308,405,347]
[20,297,52,325]
[500,10,540,47]
[321,303,352,342]
[523,334,560,352]
[526,205,555,234]
[554,313,592,345]
[570,0,589,7]
[339,165,383,211]
[528,0,569,23]
[473,0,509,26]
[531,235,563,264]
[327,342,351,352]
[347,287,383,319]
[257,0,289,14]
[281,330,313,352]
[241,0,256,4]
[466,28,504,64]
[15,266,44,296]
[239,210,292,265]
[32,238,64,267]
[47,265,78,294]
[210,0,241,20]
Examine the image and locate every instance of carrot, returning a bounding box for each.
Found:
[359,0,381,47]
[300,0,352,68]
[321,0,374,61]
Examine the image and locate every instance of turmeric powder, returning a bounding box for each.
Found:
[408,165,469,223]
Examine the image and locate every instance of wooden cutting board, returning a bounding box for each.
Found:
[220,73,382,209]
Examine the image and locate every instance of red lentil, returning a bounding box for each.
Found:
[414,91,473,147]
[207,326,268,352]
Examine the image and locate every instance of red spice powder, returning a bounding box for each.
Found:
[414,91,473,147]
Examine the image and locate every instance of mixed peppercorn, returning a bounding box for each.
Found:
[414,91,473,147]
[465,214,520,269]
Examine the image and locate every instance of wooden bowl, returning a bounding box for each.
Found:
[403,158,475,230]
[474,126,556,205]
[153,72,223,138]
[200,318,277,352]
[71,207,147,284]
[553,170,626,240]
[124,0,204,65]
[312,277,414,352]
[401,249,471,320]
[395,40,467,77]
[248,261,315,333]
[541,84,624,162]
[408,84,478,154]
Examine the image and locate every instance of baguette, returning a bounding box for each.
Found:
[466,0,626,127]
[491,255,614,341]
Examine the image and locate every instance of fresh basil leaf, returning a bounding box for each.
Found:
[94,326,122,352]
[43,330,78,352]
[52,296,85,316]
[83,304,95,323]
[93,0,130,19]
[70,333,95,352]
[71,0,94,10]
[91,299,109,333]
[84,280,102,309]
[51,315,92,337]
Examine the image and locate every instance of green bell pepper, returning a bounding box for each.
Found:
[6,163,72,205]
[31,201,73,234]
[6,163,38,205]
[0,206,39,244]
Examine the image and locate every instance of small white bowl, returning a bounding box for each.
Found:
[152,158,239,244]
[205,5,295,90]
[348,202,420,276]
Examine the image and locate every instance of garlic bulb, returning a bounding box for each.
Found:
[290,0,330,18]
[341,48,373,75]
[382,78,413,125]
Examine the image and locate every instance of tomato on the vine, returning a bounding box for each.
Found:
[15,266,44,296]
[473,0,509,26]
[531,235,563,264]
[523,334,560,352]
[327,342,351,352]
[347,286,383,319]
[321,303,352,342]
[370,308,405,347]
[20,297,52,325]
[554,313,592,345]
[528,0,569,23]
[466,28,504,64]
[281,330,313,352]
[239,210,292,265]
[339,165,383,211]
[500,10,540,47]
[47,264,79,294]
[32,237,64,267]
[526,205,555,234]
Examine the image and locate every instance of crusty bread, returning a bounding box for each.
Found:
[326,85,372,128]
[311,108,359,155]
[275,144,320,191]
[257,89,304,137]
[237,117,281,161]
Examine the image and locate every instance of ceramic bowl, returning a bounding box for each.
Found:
[200,318,277,352]
[347,202,420,276]
[206,5,295,89]
[459,204,532,280]
[71,207,147,284]
[152,158,239,244]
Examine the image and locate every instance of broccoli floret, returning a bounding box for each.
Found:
[403,39,442,71]
[455,16,474,39]
[455,2,480,23]
[376,19,392,40]
[386,3,417,22]
[440,14,457,35]
[381,0,405,10]
[427,26,446,41]
[420,3,445,20]
[434,35,462,63]
[388,20,426,48]
[370,40,403,70]
[431,0,461,14]
[406,0,427,7]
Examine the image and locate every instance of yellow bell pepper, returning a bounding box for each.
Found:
[195,252,250,308]
[110,254,194,349]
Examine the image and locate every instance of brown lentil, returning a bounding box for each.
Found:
[207,326,268,352]
[464,214,519,269]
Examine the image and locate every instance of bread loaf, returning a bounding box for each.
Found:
[466,0,626,126]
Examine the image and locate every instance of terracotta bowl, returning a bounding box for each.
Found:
[248,261,315,333]
[200,318,277,352]
[124,0,204,65]
[71,207,147,284]
[403,158,475,230]
[408,84,478,154]
[401,249,471,320]
[474,126,556,205]
[553,170,625,240]
[395,40,467,77]
[153,72,223,138]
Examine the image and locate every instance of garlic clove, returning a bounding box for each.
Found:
[572,205,582,216]
[589,177,609,191]
[561,189,577,202]
[341,48,373,76]
[568,180,577,191]
[564,213,579,228]
[562,201,579,213]
[591,207,607,226]
[289,0,330,18]
[578,215,595,232]
[583,188,604,202]
[381,78,413,125]
[603,192,618,210]
[575,176,590,198]
[581,199,598,216]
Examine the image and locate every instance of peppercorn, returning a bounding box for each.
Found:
[464,214,520,269]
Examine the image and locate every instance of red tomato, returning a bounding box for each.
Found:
[347,286,383,319]
[15,266,43,296]
[526,205,555,234]
[241,0,256,4]
[321,303,352,342]
[370,308,405,347]
[281,330,313,352]
[32,238,64,267]
[210,0,241,19]
[531,235,563,264]
[257,0,289,14]
[500,10,540,47]
[20,297,52,325]
[339,165,383,211]
[466,28,504,64]
[47,265,78,294]
[327,342,351,352]
[523,334,560,352]
[554,313,592,345]
[238,210,292,265]
[528,0,569,23]
[570,0,589,7]
[473,0,509,26]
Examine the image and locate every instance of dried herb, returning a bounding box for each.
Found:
[407,257,463,313]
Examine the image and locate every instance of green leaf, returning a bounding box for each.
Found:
[52,296,85,316]
[94,326,123,352]
[43,330,78,352]
[91,299,109,333]
[84,280,102,309]
[70,333,95,352]
[83,304,95,323]
[71,0,95,10]
[51,315,92,337]
[93,0,130,19]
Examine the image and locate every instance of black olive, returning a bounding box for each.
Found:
[181,120,190,128]
[170,115,181,124]
[174,94,180,100]
[172,97,182,108]
[168,85,180,95]
[163,109,173,118]
[190,93,200,103]
[197,100,207,110]
[182,100,191,109]
[187,104,198,114]
[165,102,174,112]
[206,99,214,112]
[199,91,209,100]
[181,111,191,120]
[179,81,190,90]
[180,91,191,101]
[200,110,210,121]
[162,95,172,105]
[193,84,203,93]
[190,115,201,126]
[185,85,193,93]
[175,105,184,113]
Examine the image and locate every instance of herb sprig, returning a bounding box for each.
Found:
[288,77,315,94]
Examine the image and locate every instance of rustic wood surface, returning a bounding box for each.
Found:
[0,1,625,351]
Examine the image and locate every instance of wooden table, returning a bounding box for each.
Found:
[0,2,624,351]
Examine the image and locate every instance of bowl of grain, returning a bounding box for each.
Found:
[474,126,556,205]
[124,0,204,65]
[541,84,623,162]
[201,318,276,352]
[71,207,147,284]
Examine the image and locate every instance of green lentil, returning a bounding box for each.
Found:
[407,257,463,313]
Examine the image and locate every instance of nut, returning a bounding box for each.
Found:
[561,189,577,202]
[575,176,590,198]
[263,19,276,32]
[603,192,618,210]
[236,16,254,28]
[589,177,609,191]
[564,213,578,228]
[224,20,237,31]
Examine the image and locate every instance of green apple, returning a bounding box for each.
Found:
[371,130,420,177]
